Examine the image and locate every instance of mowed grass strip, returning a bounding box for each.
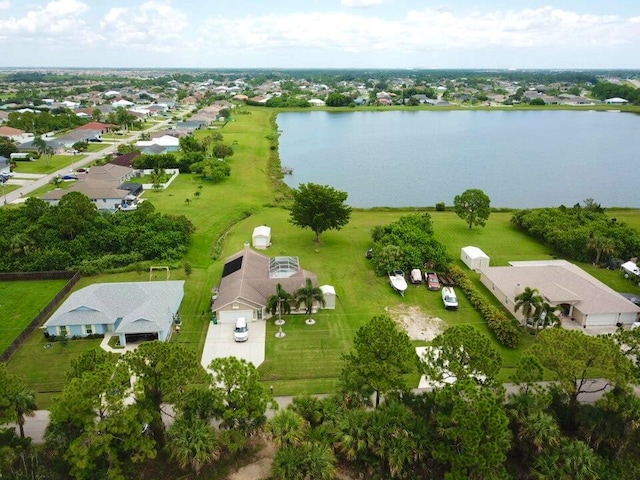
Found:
[0,280,68,355]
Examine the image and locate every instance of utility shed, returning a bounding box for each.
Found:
[252,226,271,249]
[320,285,336,309]
[461,246,490,270]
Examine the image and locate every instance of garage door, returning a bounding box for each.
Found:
[218,310,253,324]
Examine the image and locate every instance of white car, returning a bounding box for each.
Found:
[441,287,459,310]
[233,317,249,342]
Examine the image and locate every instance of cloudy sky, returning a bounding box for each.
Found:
[0,0,638,69]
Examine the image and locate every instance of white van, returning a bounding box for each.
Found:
[234,317,249,342]
[441,287,459,310]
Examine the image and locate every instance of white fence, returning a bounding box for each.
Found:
[137,168,180,190]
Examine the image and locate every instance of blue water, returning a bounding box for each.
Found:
[278,110,639,208]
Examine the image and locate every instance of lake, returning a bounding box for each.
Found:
[277,110,639,208]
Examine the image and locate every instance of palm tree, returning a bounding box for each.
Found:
[150,166,164,191]
[267,283,293,321]
[293,278,325,320]
[266,409,308,448]
[272,441,337,480]
[168,417,219,475]
[514,286,543,327]
[587,235,616,266]
[10,389,37,438]
[535,301,561,334]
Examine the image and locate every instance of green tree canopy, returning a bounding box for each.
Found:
[341,314,416,407]
[289,183,351,243]
[453,188,491,229]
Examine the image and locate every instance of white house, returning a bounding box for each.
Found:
[480,260,640,328]
[136,134,180,152]
[461,246,490,270]
[604,97,629,104]
[43,281,185,347]
[252,226,271,249]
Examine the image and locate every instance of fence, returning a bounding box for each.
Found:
[0,271,81,362]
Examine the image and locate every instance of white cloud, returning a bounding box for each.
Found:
[196,7,640,55]
[341,0,385,7]
[0,1,10,10]
[0,0,94,43]
[100,1,190,53]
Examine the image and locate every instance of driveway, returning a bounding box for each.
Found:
[200,320,266,372]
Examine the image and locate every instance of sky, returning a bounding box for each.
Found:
[0,0,638,69]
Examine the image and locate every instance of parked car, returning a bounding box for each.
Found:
[76,167,89,173]
[441,286,459,310]
[426,272,440,291]
[61,174,78,180]
[88,137,103,142]
[410,269,423,284]
[234,317,249,342]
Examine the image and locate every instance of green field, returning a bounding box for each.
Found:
[12,154,87,175]
[0,280,69,355]
[4,107,640,405]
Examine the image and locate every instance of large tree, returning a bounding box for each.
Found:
[530,328,634,428]
[208,356,274,433]
[341,315,416,407]
[453,188,491,229]
[419,324,502,387]
[123,342,204,447]
[289,183,352,243]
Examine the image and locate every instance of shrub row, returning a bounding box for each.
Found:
[447,265,521,348]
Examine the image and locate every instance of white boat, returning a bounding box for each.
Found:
[389,270,408,296]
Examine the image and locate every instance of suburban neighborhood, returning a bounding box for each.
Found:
[1,67,640,479]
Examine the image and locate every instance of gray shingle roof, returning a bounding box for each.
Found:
[44,281,185,334]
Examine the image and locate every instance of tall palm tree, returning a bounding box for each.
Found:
[535,301,561,334]
[514,286,543,327]
[587,235,616,266]
[168,417,219,475]
[267,283,292,321]
[10,389,37,439]
[294,279,325,319]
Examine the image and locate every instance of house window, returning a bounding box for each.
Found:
[103,199,107,203]
[85,325,93,335]
[59,326,68,337]
[257,309,263,320]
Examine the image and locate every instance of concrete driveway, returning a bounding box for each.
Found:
[200,320,266,372]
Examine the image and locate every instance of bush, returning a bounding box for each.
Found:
[435,202,445,212]
[447,265,521,348]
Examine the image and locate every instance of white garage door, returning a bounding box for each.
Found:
[218,309,253,324]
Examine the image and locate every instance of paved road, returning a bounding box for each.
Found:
[12,379,638,444]
[1,113,192,206]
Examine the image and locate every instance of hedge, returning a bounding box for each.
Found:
[447,265,521,348]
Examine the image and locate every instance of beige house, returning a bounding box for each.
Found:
[212,247,318,324]
[480,260,640,328]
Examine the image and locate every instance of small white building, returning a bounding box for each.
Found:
[461,246,490,270]
[252,226,271,249]
[320,285,336,309]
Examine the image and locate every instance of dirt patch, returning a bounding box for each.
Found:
[385,304,446,341]
[226,437,276,480]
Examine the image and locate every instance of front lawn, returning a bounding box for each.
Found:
[12,155,87,175]
[0,279,68,356]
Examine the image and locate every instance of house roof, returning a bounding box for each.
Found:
[44,281,185,335]
[252,226,271,237]
[110,152,140,167]
[42,181,131,201]
[481,260,640,315]
[75,121,117,131]
[213,247,317,312]
[0,125,25,136]
[84,164,133,183]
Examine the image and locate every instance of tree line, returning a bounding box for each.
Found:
[0,195,194,273]
[2,317,639,479]
[7,110,88,135]
[511,200,640,265]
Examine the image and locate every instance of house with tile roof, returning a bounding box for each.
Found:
[480,260,640,329]
[212,247,318,324]
[43,281,184,347]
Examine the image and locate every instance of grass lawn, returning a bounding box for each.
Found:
[0,280,68,355]
[26,180,75,198]
[85,142,111,152]
[12,155,86,175]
